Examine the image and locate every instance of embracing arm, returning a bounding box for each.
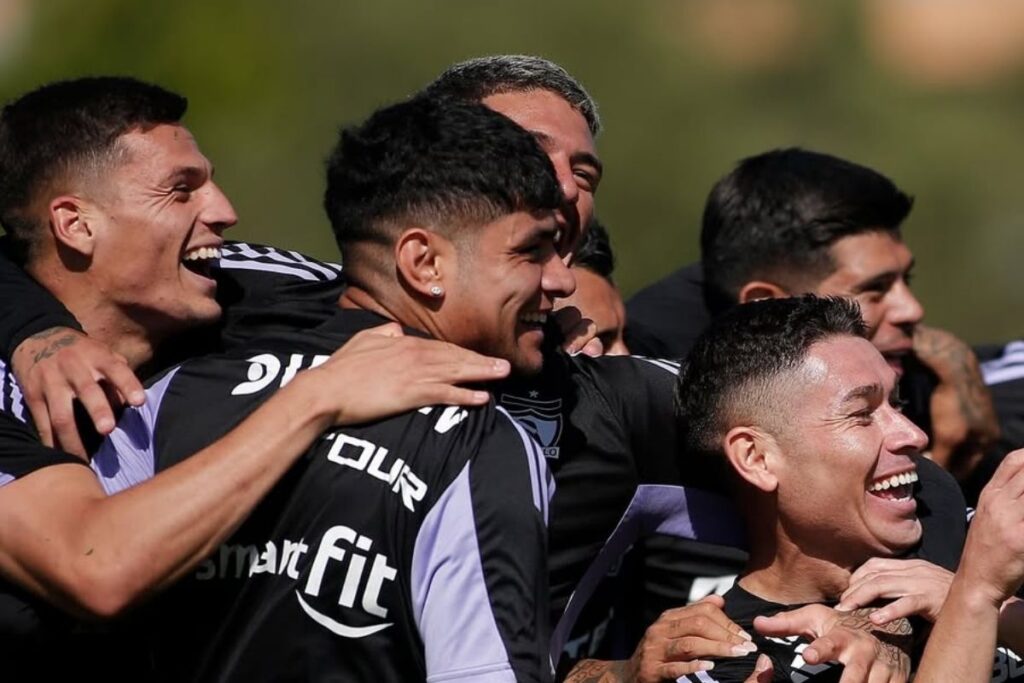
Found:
[916,449,1024,683]
[0,325,509,619]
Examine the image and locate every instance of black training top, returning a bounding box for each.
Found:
[91,309,554,683]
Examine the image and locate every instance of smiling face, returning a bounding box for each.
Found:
[86,123,237,336]
[556,266,629,355]
[439,209,575,374]
[770,335,928,563]
[811,232,924,377]
[482,89,601,260]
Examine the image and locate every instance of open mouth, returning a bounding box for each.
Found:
[867,470,918,502]
[519,311,549,328]
[181,246,222,279]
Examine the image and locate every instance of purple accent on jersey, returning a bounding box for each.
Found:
[410,462,517,682]
[0,473,13,488]
[982,340,1024,385]
[498,406,554,523]
[550,484,745,664]
[91,367,182,494]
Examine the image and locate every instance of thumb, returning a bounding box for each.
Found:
[743,654,773,683]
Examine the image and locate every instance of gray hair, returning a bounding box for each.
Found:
[423,54,601,136]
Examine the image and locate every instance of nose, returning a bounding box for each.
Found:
[551,154,580,208]
[889,281,924,330]
[885,405,930,455]
[200,181,238,234]
[542,249,576,301]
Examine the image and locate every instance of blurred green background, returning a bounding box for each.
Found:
[1,0,1021,342]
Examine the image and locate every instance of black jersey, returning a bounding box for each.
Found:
[90,309,553,683]
[494,350,746,672]
[0,364,101,677]
[979,340,1024,453]
[680,583,1024,683]
[624,262,711,361]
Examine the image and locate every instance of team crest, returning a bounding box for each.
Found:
[501,393,563,459]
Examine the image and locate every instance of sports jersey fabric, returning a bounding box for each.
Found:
[91,308,554,682]
[678,583,1023,683]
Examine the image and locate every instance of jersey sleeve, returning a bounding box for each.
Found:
[0,410,88,486]
[0,244,81,359]
[411,407,553,683]
[214,242,344,351]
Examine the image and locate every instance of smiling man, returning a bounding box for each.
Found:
[92,95,568,682]
[672,296,933,681]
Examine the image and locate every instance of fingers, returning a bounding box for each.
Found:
[23,394,54,448]
[660,599,751,643]
[96,356,146,407]
[866,596,922,626]
[47,385,87,458]
[742,654,773,683]
[552,306,600,356]
[664,636,756,662]
[753,604,832,639]
[656,659,715,679]
[580,337,604,358]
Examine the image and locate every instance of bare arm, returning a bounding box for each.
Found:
[916,449,1024,683]
[0,325,509,618]
[564,596,754,682]
[914,325,1000,481]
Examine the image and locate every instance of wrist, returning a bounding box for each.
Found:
[275,371,339,429]
[947,573,1006,616]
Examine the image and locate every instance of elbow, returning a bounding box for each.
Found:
[61,562,144,620]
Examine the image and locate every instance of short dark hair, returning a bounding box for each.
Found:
[0,77,187,264]
[323,96,562,278]
[423,54,601,136]
[700,148,914,313]
[572,217,615,281]
[675,296,866,461]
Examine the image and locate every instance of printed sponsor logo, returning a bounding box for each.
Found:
[324,432,427,512]
[231,353,330,395]
[197,525,398,639]
[501,392,563,459]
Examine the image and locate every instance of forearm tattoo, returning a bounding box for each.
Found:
[837,608,913,672]
[563,659,630,683]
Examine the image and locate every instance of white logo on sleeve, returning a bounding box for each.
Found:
[295,525,398,639]
[232,353,330,395]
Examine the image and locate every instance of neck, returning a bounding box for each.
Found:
[340,284,439,339]
[740,503,855,604]
[31,263,157,370]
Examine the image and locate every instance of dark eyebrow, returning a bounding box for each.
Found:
[530,131,603,178]
[840,383,883,406]
[160,164,211,186]
[850,257,915,295]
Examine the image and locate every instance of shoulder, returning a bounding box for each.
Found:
[219,241,343,283]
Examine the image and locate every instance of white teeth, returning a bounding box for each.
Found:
[520,312,548,325]
[183,246,222,262]
[868,471,918,493]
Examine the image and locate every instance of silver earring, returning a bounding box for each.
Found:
[429,285,444,297]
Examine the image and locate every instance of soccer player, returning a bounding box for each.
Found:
[554,218,629,356]
[0,78,509,677]
[626,148,1001,484]
[671,295,1006,681]
[0,59,965,680]
[96,96,563,682]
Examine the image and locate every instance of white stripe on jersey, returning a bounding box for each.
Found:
[220,242,342,281]
[635,356,682,376]
[0,359,27,423]
[678,671,723,683]
[981,341,1024,386]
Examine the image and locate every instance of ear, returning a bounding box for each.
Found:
[394,227,451,299]
[723,425,779,493]
[48,194,96,258]
[738,280,789,304]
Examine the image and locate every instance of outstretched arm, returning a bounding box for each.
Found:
[0,325,510,618]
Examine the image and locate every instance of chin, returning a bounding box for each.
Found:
[511,348,545,376]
